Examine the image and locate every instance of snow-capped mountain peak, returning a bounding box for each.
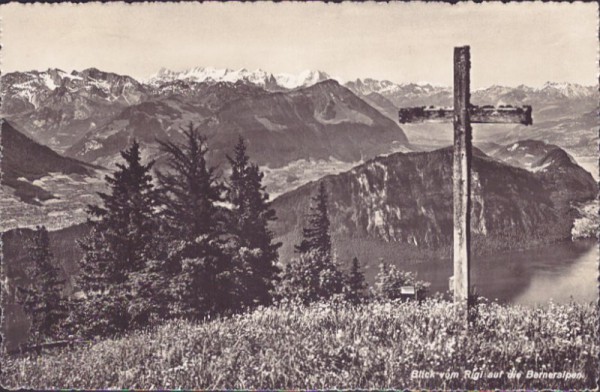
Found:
[538,81,595,99]
[345,77,454,96]
[273,69,331,89]
[147,67,331,90]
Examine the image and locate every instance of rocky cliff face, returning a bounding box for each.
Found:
[271,147,596,262]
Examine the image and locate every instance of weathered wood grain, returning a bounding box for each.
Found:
[452,46,471,314]
[398,105,532,125]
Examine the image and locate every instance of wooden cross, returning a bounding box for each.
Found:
[398,46,532,318]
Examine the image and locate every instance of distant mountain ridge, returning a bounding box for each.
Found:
[490,139,566,170]
[1,69,410,170]
[147,67,332,90]
[1,66,597,169]
[148,67,598,101]
[1,68,150,151]
[63,79,408,169]
[3,67,595,116]
[345,78,597,103]
[342,77,597,158]
[345,79,598,124]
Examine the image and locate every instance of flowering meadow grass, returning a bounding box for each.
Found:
[2,299,598,389]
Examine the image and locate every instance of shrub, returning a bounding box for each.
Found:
[371,260,429,301]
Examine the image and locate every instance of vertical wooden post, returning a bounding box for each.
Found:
[453,46,471,316]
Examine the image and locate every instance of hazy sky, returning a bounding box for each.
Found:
[1,2,597,88]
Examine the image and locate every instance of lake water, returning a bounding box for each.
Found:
[405,239,598,305]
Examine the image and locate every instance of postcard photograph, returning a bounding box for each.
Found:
[0,1,598,390]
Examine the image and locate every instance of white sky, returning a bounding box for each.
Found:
[1,2,597,88]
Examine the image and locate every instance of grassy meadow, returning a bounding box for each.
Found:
[1,298,598,389]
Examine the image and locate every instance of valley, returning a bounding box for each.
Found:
[0,66,596,234]
[0,65,597,355]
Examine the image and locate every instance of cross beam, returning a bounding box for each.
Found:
[398,46,533,321]
[398,105,532,125]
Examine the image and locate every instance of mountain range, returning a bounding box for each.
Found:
[1,68,410,171]
[146,67,332,91]
[345,78,598,157]
[63,79,408,169]
[1,66,597,228]
[1,68,150,151]
[2,67,597,165]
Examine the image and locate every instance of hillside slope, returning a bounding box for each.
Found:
[1,121,99,204]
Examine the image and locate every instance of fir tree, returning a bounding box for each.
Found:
[226,137,281,307]
[156,124,232,319]
[344,257,367,304]
[157,124,222,241]
[280,182,343,303]
[16,226,67,345]
[226,136,250,211]
[76,140,161,336]
[295,182,332,259]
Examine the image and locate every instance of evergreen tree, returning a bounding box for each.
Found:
[157,124,222,241]
[156,124,232,319]
[280,182,342,304]
[226,136,250,211]
[344,257,367,304]
[226,137,281,307]
[16,226,67,345]
[76,140,161,337]
[295,182,332,259]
